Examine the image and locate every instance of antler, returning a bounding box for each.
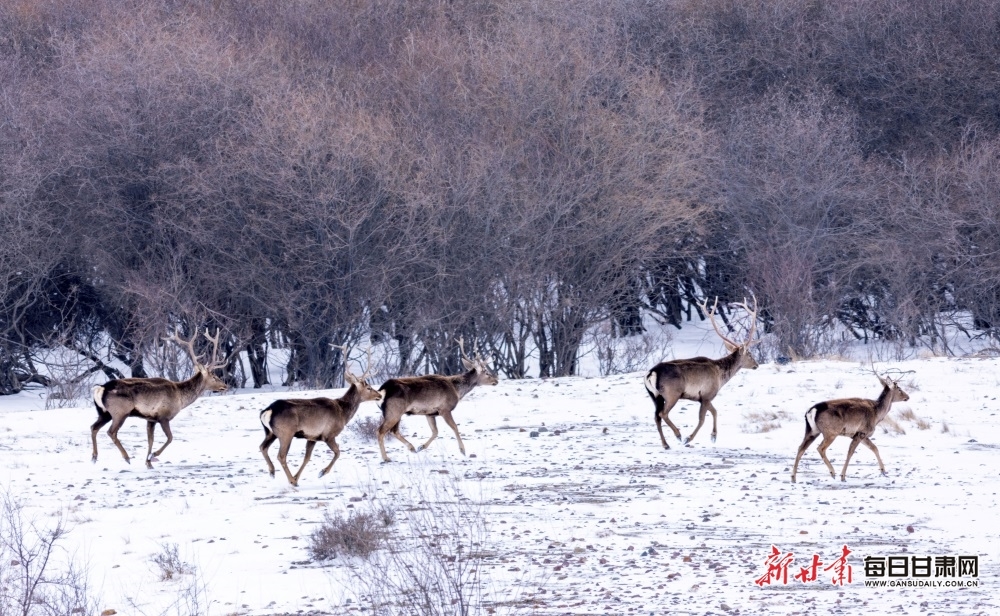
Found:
[697,296,760,349]
[334,344,376,382]
[359,346,375,380]
[733,294,760,346]
[202,328,226,371]
[164,327,226,371]
[697,297,741,348]
[164,328,201,367]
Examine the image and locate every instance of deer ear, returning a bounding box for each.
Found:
[344,371,359,385]
[461,357,477,371]
[723,341,738,352]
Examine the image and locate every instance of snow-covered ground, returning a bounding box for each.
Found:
[0,321,997,615]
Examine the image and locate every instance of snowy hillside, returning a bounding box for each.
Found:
[0,324,997,615]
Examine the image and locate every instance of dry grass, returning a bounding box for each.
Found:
[151,543,195,581]
[888,407,932,432]
[880,417,906,435]
[740,409,793,433]
[348,415,382,442]
[309,506,395,561]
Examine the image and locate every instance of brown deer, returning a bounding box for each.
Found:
[259,355,383,486]
[791,372,910,483]
[376,339,498,463]
[91,329,227,468]
[644,297,759,448]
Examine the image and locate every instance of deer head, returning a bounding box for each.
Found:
[164,327,228,392]
[343,346,383,402]
[458,336,499,385]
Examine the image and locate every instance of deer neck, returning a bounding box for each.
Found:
[452,369,481,400]
[873,385,895,421]
[716,348,745,384]
[339,384,364,421]
[177,368,211,408]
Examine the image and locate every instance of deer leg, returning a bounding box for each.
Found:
[260,432,278,477]
[840,435,865,481]
[816,434,838,478]
[149,419,174,467]
[658,393,684,445]
[144,421,157,468]
[419,415,439,452]
[440,411,465,456]
[861,437,888,477]
[390,422,418,453]
[707,401,720,443]
[90,410,113,463]
[650,393,669,449]
[293,440,316,484]
[791,432,820,483]
[276,437,297,486]
[684,400,711,445]
[106,414,132,464]
[318,437,340,478]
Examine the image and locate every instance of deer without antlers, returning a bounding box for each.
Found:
[91,328,228,468]
[376,338,498,463]
[644,297,760,448]
[791,371,910,483]
[259,349,383,486]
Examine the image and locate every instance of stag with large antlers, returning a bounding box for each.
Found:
[791,371,910,483]
[644,297,760,448]
[376,338,498,462]
[259,349,383,486]
[91,329,228,468]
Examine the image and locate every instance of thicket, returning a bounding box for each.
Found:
[2,0,1000,392]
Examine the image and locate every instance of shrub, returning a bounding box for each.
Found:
[309,507,394,561]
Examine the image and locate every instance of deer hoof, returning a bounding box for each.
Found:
[268,470,275,478]
[682,436,691,445]
[318,469,328,478]
[711,434,717,443]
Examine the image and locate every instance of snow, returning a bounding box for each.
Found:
[0,321,997,615]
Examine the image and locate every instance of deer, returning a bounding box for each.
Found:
[376,338,498,463]
[644,297,760,448]
[91,328,228,469]
[791,371,911,483]
[259,349,383,486]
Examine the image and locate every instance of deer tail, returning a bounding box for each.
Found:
[643,370,658,396]
[804,404,822,435]
[93,385,106,412]
[259,407,274,434]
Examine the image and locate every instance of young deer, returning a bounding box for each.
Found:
[376,339,498,463]
[91,329,227,468]
[644,297,760,448]
[791,373,910,483]
[259,366,383,486]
